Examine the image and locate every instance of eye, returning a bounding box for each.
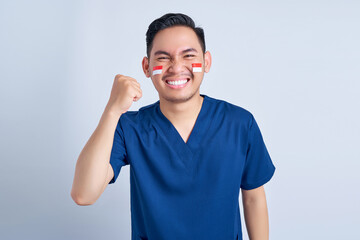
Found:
[157,57,169,60]
[185,54,195,58]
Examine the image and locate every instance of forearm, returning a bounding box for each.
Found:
[71,106,121,205]
[242,194,269,240]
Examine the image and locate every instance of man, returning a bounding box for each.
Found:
[71,13,276,240]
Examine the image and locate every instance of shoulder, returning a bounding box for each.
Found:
[204,95,254,125]
[118,101,158,126]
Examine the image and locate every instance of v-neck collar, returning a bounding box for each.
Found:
[152,94,212,175]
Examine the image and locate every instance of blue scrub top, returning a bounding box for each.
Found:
[109,94,276,240]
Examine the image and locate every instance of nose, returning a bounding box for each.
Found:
[168,58,186,74]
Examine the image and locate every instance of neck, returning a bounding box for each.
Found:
[159,94,204,125]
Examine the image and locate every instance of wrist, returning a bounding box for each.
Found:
[103,106,122,121]
[104,103,123,118]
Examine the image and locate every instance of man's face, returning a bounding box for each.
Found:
[142,26,211,103]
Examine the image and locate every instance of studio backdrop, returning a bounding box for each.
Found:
[0,0,359,239]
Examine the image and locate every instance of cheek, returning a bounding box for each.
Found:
[151,76,164,89]
[193,73,204,82]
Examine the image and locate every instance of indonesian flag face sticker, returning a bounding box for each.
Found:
[152,66,163,75]
[192,63,202,73]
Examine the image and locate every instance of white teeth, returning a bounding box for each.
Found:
[167,80,188,86]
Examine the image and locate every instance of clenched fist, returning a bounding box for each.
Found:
[105,74,143,116]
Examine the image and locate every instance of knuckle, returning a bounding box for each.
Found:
[123,80,132,86]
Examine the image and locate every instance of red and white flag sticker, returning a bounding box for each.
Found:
[192,63,202,72]
[153,66,163,75]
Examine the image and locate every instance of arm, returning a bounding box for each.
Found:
[70,108,119,206]
[70,74,142,206]
[241,186,269,240]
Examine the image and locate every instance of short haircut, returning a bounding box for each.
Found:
[145,13,206,57]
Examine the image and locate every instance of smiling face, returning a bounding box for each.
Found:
[142,26,211,103]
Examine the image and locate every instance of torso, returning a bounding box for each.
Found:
[160,96,204,144]
[173,122,197,144]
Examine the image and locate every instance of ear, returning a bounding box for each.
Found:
[204,51,212,73]
[142,56,150,78]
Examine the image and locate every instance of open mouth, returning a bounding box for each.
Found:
[165,78,190,87]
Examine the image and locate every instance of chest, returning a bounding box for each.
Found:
[173,123,195,144]
[126,120,247,189]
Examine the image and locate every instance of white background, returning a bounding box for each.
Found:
[1,0,359,239]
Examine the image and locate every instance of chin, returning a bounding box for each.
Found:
[160,91,198,103]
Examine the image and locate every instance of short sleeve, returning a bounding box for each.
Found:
[108,117,129,184]
[240,114,276,190]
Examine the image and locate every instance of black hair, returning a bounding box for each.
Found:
[145,13,206,57]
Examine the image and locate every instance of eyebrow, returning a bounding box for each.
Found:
[154,48,198,56]
[181,48,198,54]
